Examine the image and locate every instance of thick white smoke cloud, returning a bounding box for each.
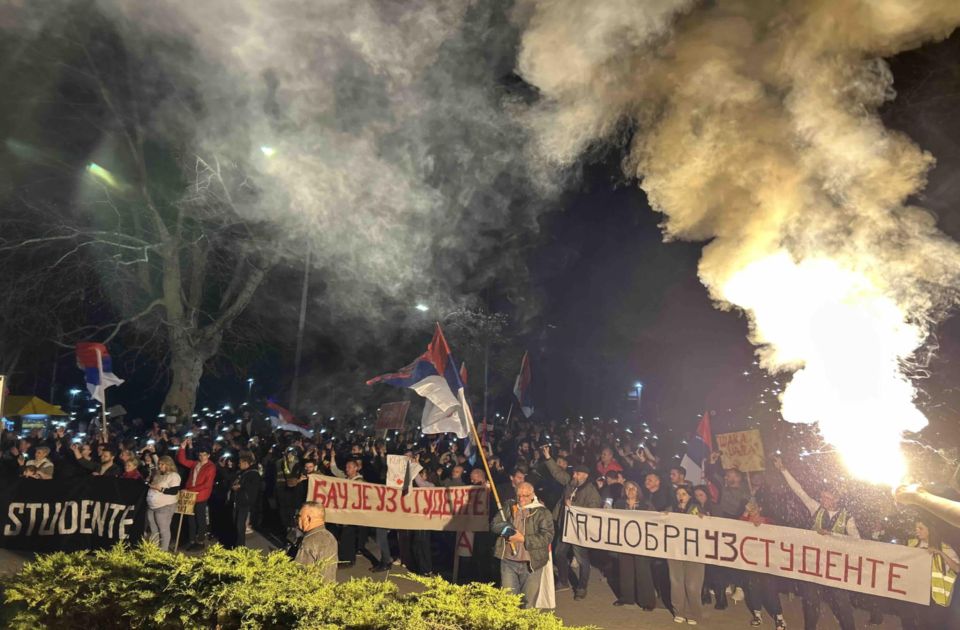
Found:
[517,0,960,483]
[8,0,549,316]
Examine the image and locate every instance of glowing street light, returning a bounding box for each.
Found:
[246,378,254,402]
[85,162,124,190]
[260,146,276,157]
[415,303,430,312]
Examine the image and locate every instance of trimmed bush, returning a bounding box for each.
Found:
[2,543,594,630]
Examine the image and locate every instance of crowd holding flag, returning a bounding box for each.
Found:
[368,323,512,529]
[4,319,955,628]
[75,342,124,439]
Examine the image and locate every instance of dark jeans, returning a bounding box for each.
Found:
[617,552,656,608]
[412,529,432,574]
[745,572,782,617]
[651,558,673,612]
[338,525,377,565]
[277,486,299,529]
[186,501,209,545]
[801,583,855,630]
[233,505,249,548]
[899,599,949,630]
[555,540,591,594]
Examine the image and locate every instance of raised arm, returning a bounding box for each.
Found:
[540,447,571,485]
[773,458,819,516]
[895,484,960,530]
[328,456,346,479]
[176,443,196,469]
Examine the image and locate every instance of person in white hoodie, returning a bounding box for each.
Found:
[491,482,555,609]
[146,455,181,551]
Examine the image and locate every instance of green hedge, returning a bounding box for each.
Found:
[1,543,593,630]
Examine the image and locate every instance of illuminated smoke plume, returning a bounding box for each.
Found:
[516,0,960,484]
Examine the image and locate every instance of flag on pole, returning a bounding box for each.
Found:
[75,342,124,405]
[680,411,713,487]
[366,324,472,439]
[458,361,481,465]
[513,351,533,418]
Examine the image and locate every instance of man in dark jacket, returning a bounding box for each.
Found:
[231,451,263,548]
[542,446,602,600]
[94,444,123,478]
[491,482,554,609]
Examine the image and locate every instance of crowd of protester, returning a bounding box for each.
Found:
[2,404,960,629]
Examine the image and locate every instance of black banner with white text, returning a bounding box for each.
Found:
[0,477,147,551]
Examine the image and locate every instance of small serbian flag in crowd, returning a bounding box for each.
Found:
[367,323,472,439]
[75,342,124,405]
[266,398,295,424]
[513,351,534,418]
[680,411,714,487]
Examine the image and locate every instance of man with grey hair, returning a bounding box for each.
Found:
[491,481,554,608]
[26,445,54,480]
[294,501,338,582]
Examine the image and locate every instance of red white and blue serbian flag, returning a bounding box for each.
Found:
[680,410,714,486]
[366,324,472,439]
[266,398,296,424]
[513,351,534,418]
[75,342,124,405]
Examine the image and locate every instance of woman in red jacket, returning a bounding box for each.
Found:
[177,438,216,550]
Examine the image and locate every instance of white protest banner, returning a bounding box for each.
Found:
[716,429,766,472]
[386,454,423,490]
[563,506,930,604]
[306,474,488,531]
[456,531,474,557]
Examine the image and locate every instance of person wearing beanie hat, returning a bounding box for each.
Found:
[177,436,216,550]
[541,446,602,600]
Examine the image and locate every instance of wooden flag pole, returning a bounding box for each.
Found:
[95,348,108,442]
[468,409,506,518]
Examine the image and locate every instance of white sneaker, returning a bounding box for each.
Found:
[687,621,698,626]
[731,587,745,603]
[674,617,686,623]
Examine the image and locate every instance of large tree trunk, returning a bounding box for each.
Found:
[162,343,206,424]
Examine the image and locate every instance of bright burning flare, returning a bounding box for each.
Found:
[514,0,960,488]
[724,253,923,485]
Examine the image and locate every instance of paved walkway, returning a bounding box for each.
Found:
[334,558,903,630]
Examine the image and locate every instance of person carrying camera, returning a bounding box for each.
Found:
[491,481,554,608]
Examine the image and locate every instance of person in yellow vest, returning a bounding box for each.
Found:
[898,517,958,630]
[773,457,856,630]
